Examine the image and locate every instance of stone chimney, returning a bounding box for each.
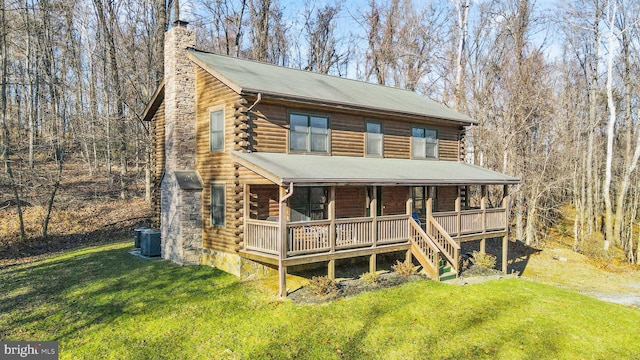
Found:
[160,20,203,265]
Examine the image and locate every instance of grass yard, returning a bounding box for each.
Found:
[1,241,639,359]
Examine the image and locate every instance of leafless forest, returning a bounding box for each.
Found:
[1,0,639,264]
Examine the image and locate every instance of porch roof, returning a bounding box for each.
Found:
[231,151,519,186]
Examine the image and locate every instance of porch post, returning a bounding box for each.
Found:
[426,186,433,235]
[455,186,461,237]
[480,185,487,253]
[405,194,413,264]
[371,186,378,246]
[243,184,250,251]
[405,195,413,216]
[328,186,336,280]
[502,185,510,273]
[370,186,378,273]
[278,185,288,297]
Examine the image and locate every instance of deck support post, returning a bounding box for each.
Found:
[369,254,376,274]
[502,235,508,273]
[502,185,510,273]
[328,259,335,280]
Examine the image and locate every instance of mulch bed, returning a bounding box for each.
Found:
[287,272,427,304]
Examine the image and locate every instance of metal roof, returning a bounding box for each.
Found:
[187,49,476,125]
[230,152,519,186]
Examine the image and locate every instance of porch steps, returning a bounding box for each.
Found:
[439,261,457,281]
[439,267,457,281]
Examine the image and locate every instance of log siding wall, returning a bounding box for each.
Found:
[250,100,463,161]
[195,66,245,253]
[250,185,279,220]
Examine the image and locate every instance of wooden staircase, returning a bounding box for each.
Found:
[408,217,460,281]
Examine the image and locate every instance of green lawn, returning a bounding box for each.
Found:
[1,241,639,359]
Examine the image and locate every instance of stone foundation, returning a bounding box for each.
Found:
[201,249,277,279]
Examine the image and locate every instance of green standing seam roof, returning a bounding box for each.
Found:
[230,151,519,186]
[188,49,476,125]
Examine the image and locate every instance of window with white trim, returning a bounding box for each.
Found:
[211,185,225,226]
[411,126,438,159]
[289,113,329,153]
[366,121,383,156]
[210,110,224,151]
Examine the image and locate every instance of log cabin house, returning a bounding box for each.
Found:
[142,22,519,296]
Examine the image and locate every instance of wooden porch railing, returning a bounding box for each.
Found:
[426,216,460,273]
[335,217,372,249]
[287,220,332,256]
[432,207,507,238]
[408,218,440,279]
[377,215,410,244]
[245,219,279,255]
[244,215,411,258]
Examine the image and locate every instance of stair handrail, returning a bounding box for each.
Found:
[427,215,461,273]
[408,217,441,279]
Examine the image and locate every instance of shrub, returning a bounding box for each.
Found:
[360,272,378,285]
[306,276,339,297]
[392,260,418,277]
[471,251,496,269]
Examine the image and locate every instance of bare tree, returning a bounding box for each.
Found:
[303,2,345,74]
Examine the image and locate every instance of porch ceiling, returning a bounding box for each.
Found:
[230,151,519,186]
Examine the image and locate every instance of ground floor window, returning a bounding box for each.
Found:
[211,185,225,226]
[290,187,328,221]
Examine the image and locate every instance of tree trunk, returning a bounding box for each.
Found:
[586,0,602,236]
[602,1,617,251]
[453,0,470,112]
[0,0,26,240]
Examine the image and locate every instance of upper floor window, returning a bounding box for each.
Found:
[366,121,383,157]
[289,113,329,153]
[210,110,224,152]
[412,126,438,159]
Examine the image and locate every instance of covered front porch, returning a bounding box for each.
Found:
[231,152,518,296]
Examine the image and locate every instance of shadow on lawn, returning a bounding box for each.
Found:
[0,243,237,341]
[0,214,152,266]
[460,238,541,275]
